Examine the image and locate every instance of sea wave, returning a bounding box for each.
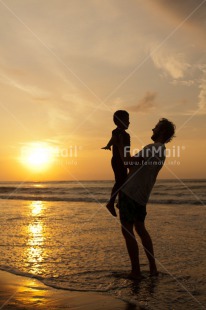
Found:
[0,195,107,203]
[0,265,117,293]
[0,195,205,205]
[0,265,44,282]
[0,183,205,194]
[0,180,205,206]
[0,186,109,195]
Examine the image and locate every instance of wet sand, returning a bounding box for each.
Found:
[0,270,134,310]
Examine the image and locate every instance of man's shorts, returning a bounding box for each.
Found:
[119,191,147,224]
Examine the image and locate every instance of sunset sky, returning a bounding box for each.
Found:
[0,0,206,181]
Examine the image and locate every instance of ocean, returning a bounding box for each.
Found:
[0,179,205,309]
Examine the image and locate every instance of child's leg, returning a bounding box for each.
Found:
[109,181,119,205]
[109,159,127,205]
[106,159,120,216]
[106,159,127,217]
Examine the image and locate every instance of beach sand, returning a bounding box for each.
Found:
[0,270,132,310]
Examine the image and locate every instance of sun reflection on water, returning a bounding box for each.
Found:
[26,201,45,274]
[28,222,44,246]
[30,201,43,216]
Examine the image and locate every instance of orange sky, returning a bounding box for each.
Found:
[0,0,206,181]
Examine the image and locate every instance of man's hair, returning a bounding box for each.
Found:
[158,118,176,143]
[113,110,129,126]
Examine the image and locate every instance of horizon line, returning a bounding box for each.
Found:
[0,178,206,183]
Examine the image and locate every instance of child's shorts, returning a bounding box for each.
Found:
[119,191,147,224]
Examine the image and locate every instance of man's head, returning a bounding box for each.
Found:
[113,110,130,129]
[151,118,176,143]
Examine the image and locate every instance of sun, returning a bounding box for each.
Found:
[20,142,54,171]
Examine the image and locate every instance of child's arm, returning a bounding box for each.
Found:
[101,137,113,150]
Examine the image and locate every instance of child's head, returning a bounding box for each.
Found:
[113,110,130,129]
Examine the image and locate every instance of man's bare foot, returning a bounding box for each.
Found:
[106,202,117,217]
[150,265,159,277]
[127,271,143,281]
[150,270,159,277]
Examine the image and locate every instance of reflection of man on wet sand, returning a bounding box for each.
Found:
[117,118,175,280]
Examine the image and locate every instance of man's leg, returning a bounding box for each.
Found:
[121,222,141,279]
[134,221,158,276]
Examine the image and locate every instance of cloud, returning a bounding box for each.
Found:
[171,80,195,86]
[150,45,190,79]
[128,91,157,113]
[198,69,206,111]
[145,0,206,29]
[0,71,51,99]
[173,66,206,116]
[0,0,152,70]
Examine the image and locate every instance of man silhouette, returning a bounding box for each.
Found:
[117,118,175,279]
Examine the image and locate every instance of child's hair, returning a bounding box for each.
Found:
[113,110,129,126]
[158,118,176,143]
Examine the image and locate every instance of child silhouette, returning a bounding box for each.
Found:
[102,110,130,217]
